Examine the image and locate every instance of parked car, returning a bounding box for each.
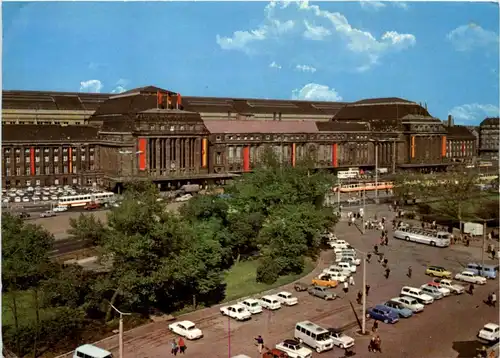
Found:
[419,284,444,299]
[262,349,289,358]
[220,304,252,321]
[312,274,338,288]
[168,320,203,340]
[366,305,399,324]
[40,210,56,218]
[275,339,312,358]
[478,323,500,343]
[294,282,309,292]
[17,212,30,219]
[338,261,356,273]
[239,298,263,314]
[400,286,434,304]
[276,291,298,306]
[321,270,348,283]
[382,300,413,318]
[431,279,465,294]
[323,265,351,277]
[327,328,355,349]
[53,205,68,212]
[84,203,100,210]
[425,265,452,278]
[260,295,282,310]
[308,286,336,300]
[454,271,487,285]
[422,282,451,296]
[391,296,424,313]
[340,256,361,266]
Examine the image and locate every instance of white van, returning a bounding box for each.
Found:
[73,344,112,358]
[259,295,281,310]
[295,321,334,353]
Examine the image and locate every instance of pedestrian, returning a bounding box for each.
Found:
[374,245,378,254]
[384,267,390,279]
[492,249,497,260]
[407,266,412,278]
[343,281,349,294]
[371,320,378,333]
[365,284,371,296]
[378,254,384,264]
[178,337,186,354]
[171,339,178,356]
[376,335,382,353]
[351,216,355,226]
[492,292,497,307]
[383,258,388,266]
[357,291,362,304]
[255,335,264,353]
[349,275,355,286]
[366,253,372,263]
[468,283,474,295]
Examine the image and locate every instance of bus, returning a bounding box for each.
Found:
[337,168,359,179]
[393,227,451,247]
[58,192,115,207]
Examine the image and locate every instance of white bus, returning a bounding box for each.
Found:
[393,227,451,248]
[58,192,115,207]
[338,168,359,180]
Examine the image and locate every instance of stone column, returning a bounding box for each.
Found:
[165,138,171,175]
[155,138,160,176]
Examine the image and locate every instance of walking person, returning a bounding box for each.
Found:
[468,283,474,295]
[349,275,355,286]
[492,249,497,260]
[371,320,378,333]
[366,253,372,263]
[492,292,497,307]
[357,291,363,305]
[255,335,264,353]
[365,284,371,296]
[178,337,186,354]
[384,267,390,279]
[171,339,179,356]
[343,281,349,294]
[407,266,412,278]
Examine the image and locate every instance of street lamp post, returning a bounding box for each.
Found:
[374,144,379,203]
[354,248,368,334]
[110,303,131,358]
[361,189,366,234]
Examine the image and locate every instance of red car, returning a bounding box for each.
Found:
[84,203,100,210]
[263,349,289,358]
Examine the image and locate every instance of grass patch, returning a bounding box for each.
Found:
[2,290,59,327]
[224,258,315,302]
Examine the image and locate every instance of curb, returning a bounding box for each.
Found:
[54,251,330,358]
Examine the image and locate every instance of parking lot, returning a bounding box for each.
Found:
[76,205,498,358]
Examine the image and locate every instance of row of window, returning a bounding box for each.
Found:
[4,147,95,154]
[4,164,96,177]
[5,177,98,188]
[5,154,94,164]
[4,121,82,125]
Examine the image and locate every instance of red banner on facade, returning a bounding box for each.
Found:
[292,143,296,167]
[30,147,35,175]
[332,143,338,167]
[243,146,250,172]
[138,138,147,171]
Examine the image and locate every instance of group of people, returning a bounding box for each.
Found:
[170,338,187,355]
[368,334,382,353]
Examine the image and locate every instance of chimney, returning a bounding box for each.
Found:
[447,115,453,127]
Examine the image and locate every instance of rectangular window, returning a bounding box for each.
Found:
[81,155,86,161]
[35,156,40,163]
[54,166,59,174]
[5,168,11,177]
[63,166,68,174]
[6,157,10,164]
[16,157,20,163]
[63,156,68,162]
[25,156,30,163]
[35,167,41,175]
[35,180,40,185]
[86,178,93,185]
[44,166,50,175]
[216,153,222,165]
[90,155,94,161]
[26,180,31,186]
[44,156,49,162]
[73,166,77,174]
[25,167,30,175]
[90,164,95,171]
[54,156,59,162]
[72,155,77,162]
[16,167,21,176]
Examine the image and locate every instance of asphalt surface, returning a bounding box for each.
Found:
[55,205,499,358]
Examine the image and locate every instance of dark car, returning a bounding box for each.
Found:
[294,282,310,292]
[17,212,30,219]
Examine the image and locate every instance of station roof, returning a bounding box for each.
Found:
[203,120,318,134]
[2,124,99,142]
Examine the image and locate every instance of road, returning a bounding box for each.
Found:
[60,205,498,358]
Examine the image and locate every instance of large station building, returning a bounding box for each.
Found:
[1,86,480,190]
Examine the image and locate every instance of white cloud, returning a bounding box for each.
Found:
[269,61,282,69]
[216,2,294,52]
[111,85,127,94]
[447,23,499,52]
[360,1,386,10]
[292,83,342,101]
[449,103,500,124]
[296,64,317,73]
[216,1,416,71]
[393,2,409,10]
[303,20,331,40]
[80,80,103,93]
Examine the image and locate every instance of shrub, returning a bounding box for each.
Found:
[256,258,281,284]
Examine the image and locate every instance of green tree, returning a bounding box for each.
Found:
[67,213,107,245]
[2,213,55,356]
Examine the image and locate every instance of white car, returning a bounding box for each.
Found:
[22,197,30,202]
[432,279,465,294]
[42,196,49,201]
[14,197,21,203]
[50,195,58,201]
[335,255,360,266]
[32,196,40,201]
[400,286,434,305]
[175,194,193,202]
[220,304,251,321]
[330,240,349,250]
[53,206,68,212]
[259,295,281,310]
[455,271,487,285]
[322,271,348,283]
[323,265,351,277]
[340,256,361,266]
[275,339,313,358]
[239,298,262,314]
[391,296,424,313]
[276,291,298,306]
[421,283,451,297]
[328,328,355,349]
[168,320,203,340]
[478,323,500,343]
[337,261,356,273]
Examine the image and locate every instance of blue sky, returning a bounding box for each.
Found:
[3,1,499,125]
